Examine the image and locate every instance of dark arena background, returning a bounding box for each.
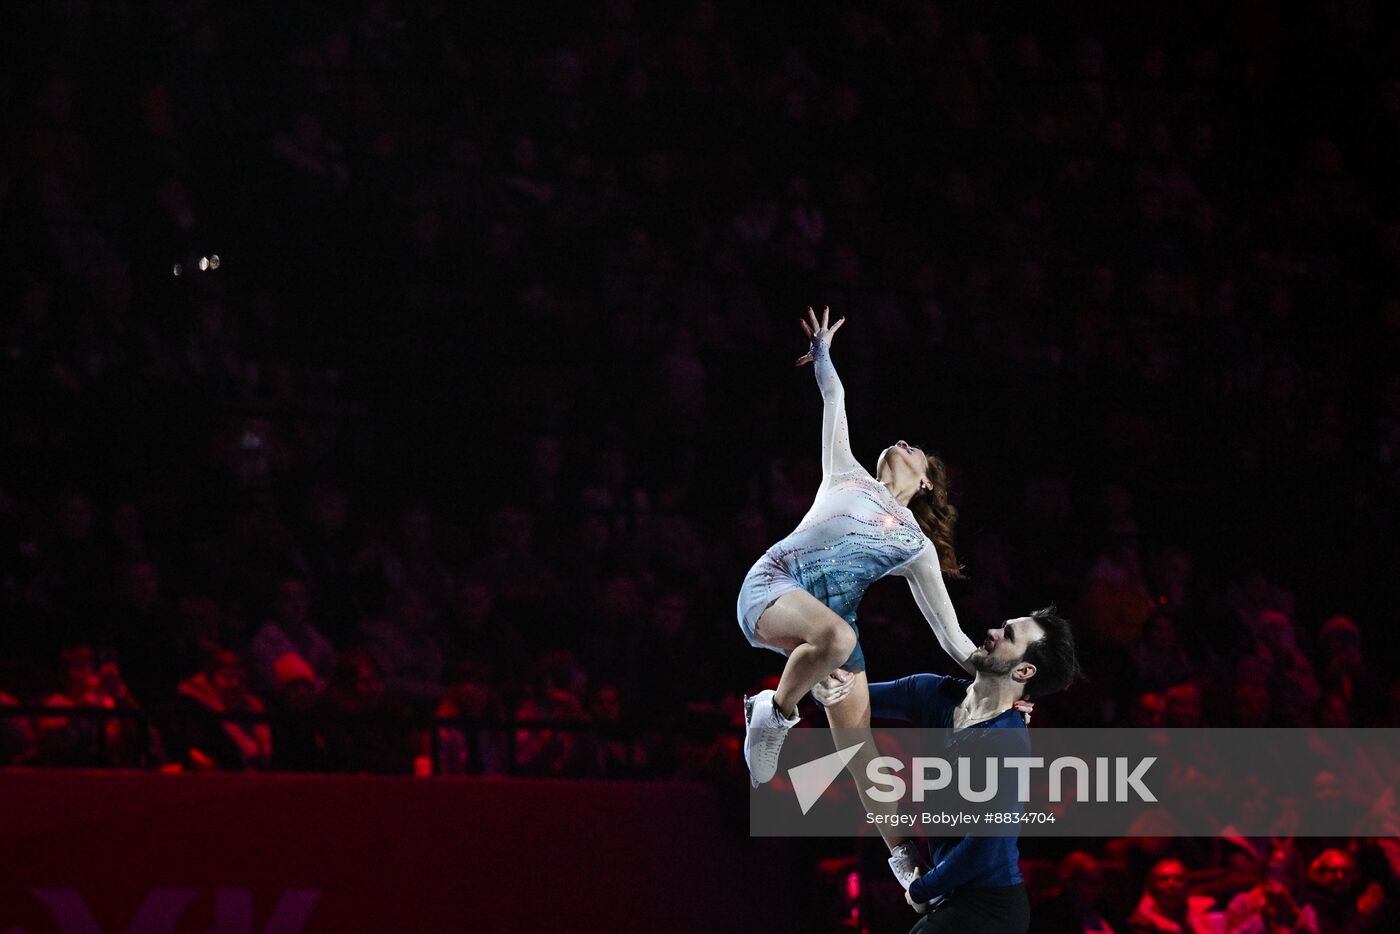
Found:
[3,1,1400,932]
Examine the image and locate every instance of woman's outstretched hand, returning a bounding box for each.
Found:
[796,305,846,366]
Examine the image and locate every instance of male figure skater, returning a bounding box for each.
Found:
[813,606,1080,933]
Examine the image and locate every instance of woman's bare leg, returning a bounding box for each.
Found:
[823,671,909,852]
[752,589,858,718]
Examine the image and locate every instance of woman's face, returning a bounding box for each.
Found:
[877,440,929,483]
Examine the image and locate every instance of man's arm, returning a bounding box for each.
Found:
[896,544,978,676]
[814,673,959,727]
[865,674,928,723]
[908,837,1004,904]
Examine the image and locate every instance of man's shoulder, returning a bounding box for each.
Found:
[923,672,972,697]
[900,672,970,689]
[898,672,970,711]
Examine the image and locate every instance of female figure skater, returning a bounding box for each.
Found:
[737,306,985,883]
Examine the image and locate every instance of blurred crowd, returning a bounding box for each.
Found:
[2,0,1400,924]
[1003,843,1399,933]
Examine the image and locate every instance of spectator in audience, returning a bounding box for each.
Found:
[433,661,508,776]
[360,584,446,708]
[515,650,592,777]
[169,647,272,770]
[1298,848,1390,933]
[39,493,106,646]
[590,683,648,777]
[470,506,562,629]
[1081,530,1155,650]
[382,506,452,609]
[1130,611,1197,692]
[1224,878,1314,933]
[624,588,698,711]
[295,483,358,641]
[266,652,330,772]
[1232,679,1274,728]
[443,577,525,690]
[1164,683,1204,729]
[248,577,335,696]
[1315,616,1386,722]
[35,644,150,767]
[1127,857,1221,934]
[112,559,193,705]
[1245,611,1319,726]
[1131,691,1169,728]
[1317,693,1353,729]
[320,648,412,774]
[176,594,229,654]
[1037,850,1117,933]
[0,689,35,764]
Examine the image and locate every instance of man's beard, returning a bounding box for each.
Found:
[970,651,1018,676]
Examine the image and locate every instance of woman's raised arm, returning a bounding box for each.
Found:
[797,306,862,480]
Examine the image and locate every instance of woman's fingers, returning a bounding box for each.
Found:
[800,306,845,356]
[797,316,814,364]
[1013,699,1035,725]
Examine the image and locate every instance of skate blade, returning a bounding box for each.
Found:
[744,695,761,786]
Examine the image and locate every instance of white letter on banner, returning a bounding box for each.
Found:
[912,757,951,802]
[1117,757,1157,802]
[957,756,999,803]
[1004,757,1043,802]
[1049,757,1089,802]
[866,756,906,802]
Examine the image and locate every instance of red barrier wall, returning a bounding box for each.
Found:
[0,769,800,933]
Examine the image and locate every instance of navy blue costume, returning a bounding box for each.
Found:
[869,673,1029,905]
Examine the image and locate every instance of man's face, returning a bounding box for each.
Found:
[1148,861,1187,908]
[1309,850,1356,895]
[970,617,1044,679]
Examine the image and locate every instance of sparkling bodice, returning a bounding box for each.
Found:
[765,467,929,624]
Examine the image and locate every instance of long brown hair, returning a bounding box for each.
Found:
[908,452,964,578]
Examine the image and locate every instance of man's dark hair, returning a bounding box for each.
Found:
[1021,605,1080,700]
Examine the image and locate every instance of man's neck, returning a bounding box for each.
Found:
[964,674,1023,717]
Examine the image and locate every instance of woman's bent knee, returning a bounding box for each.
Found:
[828,623,857,662]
